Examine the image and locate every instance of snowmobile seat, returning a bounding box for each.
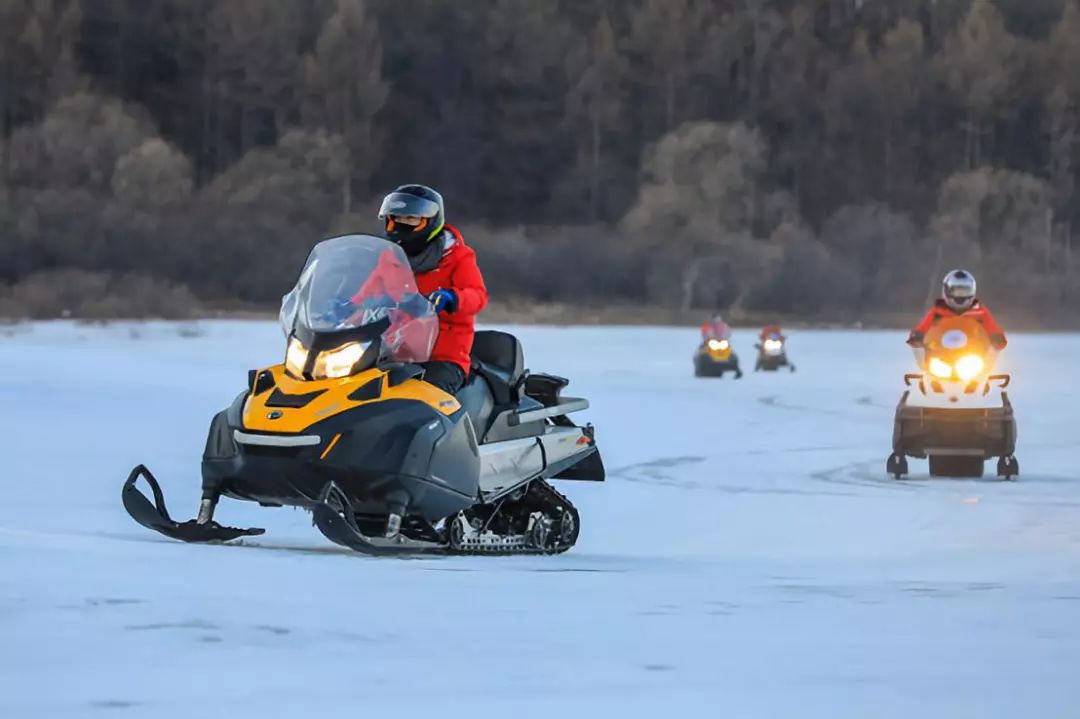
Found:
[470,331,526,406]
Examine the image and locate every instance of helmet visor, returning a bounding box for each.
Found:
[945,281,975,301]
[378,192,441,220]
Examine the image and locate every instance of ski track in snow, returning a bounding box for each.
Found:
[2,321,1080,718]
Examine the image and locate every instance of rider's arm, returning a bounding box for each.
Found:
[977,306,1008,349]
[908,308,939,345]
[449,253,488,316]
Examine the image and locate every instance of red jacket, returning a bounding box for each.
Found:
[911,299,1007,349]
[415,225,488,372]
[700,321,730,339]
[760,324,784,340]
[352,248,414,304]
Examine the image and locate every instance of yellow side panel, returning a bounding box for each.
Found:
[242,364,461,434]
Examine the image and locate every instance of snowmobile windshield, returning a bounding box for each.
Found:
[279,234,438,363]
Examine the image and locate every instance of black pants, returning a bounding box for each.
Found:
[420,361,466,395]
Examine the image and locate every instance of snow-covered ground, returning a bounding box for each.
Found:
[2,321,1079,718]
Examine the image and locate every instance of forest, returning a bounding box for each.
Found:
[2,0,1079,325]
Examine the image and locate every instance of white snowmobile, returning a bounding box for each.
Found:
[887,315,1018,480]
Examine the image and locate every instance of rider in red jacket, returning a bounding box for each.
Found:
[378,184,488,394]
[700,312,731,340]
[908,269,1007,350]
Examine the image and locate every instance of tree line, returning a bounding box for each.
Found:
[1,0,1079,324]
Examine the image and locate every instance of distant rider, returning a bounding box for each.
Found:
[379,184,488,394]
[701,312,731,340]
[907,269,1006,350]
[759,324,785,342]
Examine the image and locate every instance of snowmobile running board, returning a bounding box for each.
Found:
[122,465,266,543]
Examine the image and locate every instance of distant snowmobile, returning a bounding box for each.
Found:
[754,326,796,372]
[694,336,743,378]
[886,314,1018,480]
[122,235,604,555]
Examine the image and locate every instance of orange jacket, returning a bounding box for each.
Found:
[910,300,1007,349]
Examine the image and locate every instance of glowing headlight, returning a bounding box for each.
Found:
[707,339,729,351]
[284,336,309,377]
[954,354,985,382]
[314,342,368,380]
[928,357,953,379]
[764,338,783,352]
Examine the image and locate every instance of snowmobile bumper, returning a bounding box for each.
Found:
[892,392,1017,459]
[694,353,741,377]
[200,402,480,523]
[755,353,791,371]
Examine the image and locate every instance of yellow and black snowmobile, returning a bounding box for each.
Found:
[123,235,604,555]
[693,336,743,378]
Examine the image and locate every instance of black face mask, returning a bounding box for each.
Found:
[386,223,430,257]
[408,236,444,274]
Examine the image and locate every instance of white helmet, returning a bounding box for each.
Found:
[942,269,976,311]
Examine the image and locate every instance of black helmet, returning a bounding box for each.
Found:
[378,184,445,257]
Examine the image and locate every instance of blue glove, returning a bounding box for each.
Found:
[428,289,458,314]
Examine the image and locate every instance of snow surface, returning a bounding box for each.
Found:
[2,321,1080,718]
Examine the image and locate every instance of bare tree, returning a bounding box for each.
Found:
[302,0,388,215]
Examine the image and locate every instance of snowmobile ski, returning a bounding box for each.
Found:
[122,465,265,543]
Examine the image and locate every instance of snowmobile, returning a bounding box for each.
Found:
[754,330,796,372]
[122,235,604,555]
[693,336,743,378]
[886,315,1018,480]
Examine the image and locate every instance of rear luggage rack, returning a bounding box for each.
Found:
[508,397,589,427]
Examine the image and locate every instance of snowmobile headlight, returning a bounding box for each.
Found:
[764,338,783,352]
[707,339,729,351]
[285,337,309,378]
[928,357,953,379]
[314,341,369,380]
[955,354,985,382]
